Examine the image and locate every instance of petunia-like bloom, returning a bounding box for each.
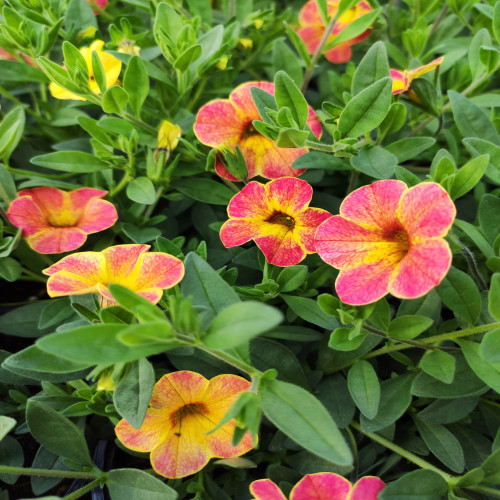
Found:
[297,0,373,64]
[115,371,254,479]
[87,0,107,13]
[390,57,444,95]
[315,180,456,305]
[220,177,331,267]
[7,187,118,254]
[49,40,122,101]
[193,81,322,181]
[251,473,385,500]
[43,244,184,306]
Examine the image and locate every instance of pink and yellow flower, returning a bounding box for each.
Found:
[115,371,254,479]
[297,0,373,64]
[314,180,456,305]
[43,244,184,306]
[7,187,118,254]
[251,473,385,500]
[390,57,444,95]
[193,81,322,181]
[220,177,331,267]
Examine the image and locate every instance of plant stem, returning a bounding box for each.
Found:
[0,465,98,479]
[123,113,157,134]
[301,14,338,92]
[346,170,359,194]
[350,421,454,481]
[428,4,448,37]
[143,186,165,220]
[64,478,103,500]
[21,268,47,283]
[195,343,260,377]
[461,247,487,291]
[222,178,241,194]
[109,172,131,197]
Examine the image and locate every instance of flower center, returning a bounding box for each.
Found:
[266,211,295,228]
[47,210,79,228]
[242,123,259,138]
[170,402,207,427]
[384,228,410,260]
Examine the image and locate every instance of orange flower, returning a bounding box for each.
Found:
[390,57,444,95]
[7,187,118,254]
[297,0,373,63]
[43,244,184,306]
[115,371,254,478]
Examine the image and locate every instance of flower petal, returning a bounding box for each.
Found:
[206,420,254,459]
[136,289,164,304]
[17,187,66,220]
[298,0,323,27]
[290,472,352,500]
[255,228,307,266]
[315,215,406,269]
[76,199,118,233]
[69,188,107,210]
[101,244,150,282]
[220,219,264,247]
[307,106,323,139]
[408,57,444,82]
[27,227,88,254]
[46,269,100,297]
[295,208,332,253]
[227,182,270,219]
[255,140,309,180]
[325,43,353,64]
[134,252,185,290]
[340,180,407,230]
[203,374,251,421]
[397,183,456,239]
[115,409,172,452]
[336,260,395,305]
[230,81,275,119]
[43,251,106,277]
[297,27,324,55]
[250,479,288,500]
[390,69,409,94]
[348,476,385,500]
[7,196,49,236]
[151,371,209,410]
[194,99,245,147]
[267,177,313,213]
[49,81,86,100]
[388,239,452,299]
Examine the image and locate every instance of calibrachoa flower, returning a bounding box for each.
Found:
[87,0,107,13]
[251,473,385,500]
[315,180,456,305]
[220,177,331,266]
[43,244,184,306]
[390,57,444,95]
[297,0,373,64]
[49,40,122,100]
[115,371,254,478]
[7,187,118,254]
[193,81,322,181]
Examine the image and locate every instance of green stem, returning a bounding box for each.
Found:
[21,268,47,283]
[466,485,500,499]
[109,172,131,197]
[346,170,359,195]
[143,186,165,219]
[350,421,454,481]
[64,478,103,500]
[0,465,98,479]
[461,246,487,291]
[195,343,260,377]
[428,4,448,37]
[301,13,339,92]
[0,87,43,120]
[222,178,241,194]
[123,113,157,134]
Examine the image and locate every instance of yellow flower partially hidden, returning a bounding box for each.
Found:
[97,369,116,391]
[117,39,141,56]
[157,120,182,152]
[49,40,122,101]
[238,38,253,50]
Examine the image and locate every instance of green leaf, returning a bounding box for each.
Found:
[360,374,414,432]
[420,350,456,384]
[379,469,448,499]
[415,419,465,473]
[0,257,22,282]
[108,284,165,321]
[326,8,382,49]
[284,22,311,66]
[494,1,500,44]
[0,163,17,204]
[260,379,352,466]
[454,219,494,259]
[292,152,349,171]
[123,56,150,118]
[274,71,308,129]
[181,252,240,319]
[352,41,389,95]
[468,28,491,81]
[107,468,177,500]
[250,86,278,125]
[478,194,500,243]
[62,41,89,81]
[276,265,308,292]
[36,323,169,364]
[64,0,97,40]
[172,178,233,205]
[0,60,48,83]
[350,146,398,179]
[0,106,25,162]
[0,301,58,338]
[385,137,436,163]
[388,315,433,340]
[0,436,23,484]
[338,77,392,138]
[272,39,303,86]
[281,294,338,330]
[480,328,500,363]
[39,298,75,329]
[31,151,110,173]
[204,302,283,349]
[449,90,500,145]
[114,359,155,428]
[458,340,500,394]
[102,85,129,114]
[347,360,380,419]
[463,137,500,184]
[417,397,479,424]
[436,267,481,325]
[0,416,16,441]
[479,447,500,484]
[91,49,106,93]
[379,102,407,137]
[489,276,500,324]
[126,176,156,205]
[174,44,202,72]
[450,154,489,199]
[26,400,93,467]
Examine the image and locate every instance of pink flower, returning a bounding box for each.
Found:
[7,187,118,254]
[220,177,331,266]
[297,0,373,64]
[390,57,444,95]
[250,473,385,499]
[314,180,456,305]
[193,81,322,181]
[43,244,185,306]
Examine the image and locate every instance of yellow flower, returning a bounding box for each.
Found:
[49,40,122,101]
[216,56,229,70]
[253,19,264,29]
[157,120,182,153]
[238,38,253,50]
[97,369,116,391]
[117,39,141,56]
